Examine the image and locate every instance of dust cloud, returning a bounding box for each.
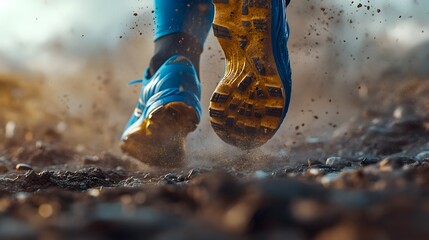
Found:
[0,0,428,166]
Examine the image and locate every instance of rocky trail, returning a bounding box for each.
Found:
[1,77,429,240]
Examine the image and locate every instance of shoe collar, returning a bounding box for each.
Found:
[128,55,194,87]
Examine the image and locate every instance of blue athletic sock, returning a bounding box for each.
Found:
[154,0,214,46]
[149,0,214,77]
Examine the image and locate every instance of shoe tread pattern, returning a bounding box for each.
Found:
[210,0,286,149]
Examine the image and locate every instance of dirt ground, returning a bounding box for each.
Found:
[1,73,429,240]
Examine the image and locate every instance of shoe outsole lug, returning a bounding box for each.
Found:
[209,0,287,149]
[121,102,198,167]
[210,92,230,103]
[212,24,232,40]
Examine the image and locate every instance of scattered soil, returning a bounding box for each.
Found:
[1,76,429,239]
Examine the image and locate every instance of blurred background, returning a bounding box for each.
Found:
[0,0,428,164]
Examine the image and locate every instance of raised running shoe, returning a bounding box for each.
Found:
[209,0,292,149]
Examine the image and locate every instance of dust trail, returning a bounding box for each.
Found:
[0,1,428,169]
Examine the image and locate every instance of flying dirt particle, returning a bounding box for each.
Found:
[133,13,138,16]
[314,116,319,120]
[357,3,362,8]
[377,9,381,13]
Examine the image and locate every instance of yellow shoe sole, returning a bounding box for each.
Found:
[121,102,198,167]
[210,0,286,149]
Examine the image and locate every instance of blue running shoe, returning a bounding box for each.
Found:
[121,55,201,167]
[209,0,292,149]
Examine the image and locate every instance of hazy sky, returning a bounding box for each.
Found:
[0,0,427,72]
[0,0,153,65]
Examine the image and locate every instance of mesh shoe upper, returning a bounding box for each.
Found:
[121,55,201,140]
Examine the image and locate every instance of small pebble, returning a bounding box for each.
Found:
[415,151,429,161]
[162,173,185,184]
[15,163,33,171]
[308,168,326,176]
[393,106,415,119]
[326,157,351,167]
[115,166,125,171]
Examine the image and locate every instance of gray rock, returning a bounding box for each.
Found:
[161,173,186,184]
[325,157,352,167]
[415,151,429,161]
[120,177,142,187]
